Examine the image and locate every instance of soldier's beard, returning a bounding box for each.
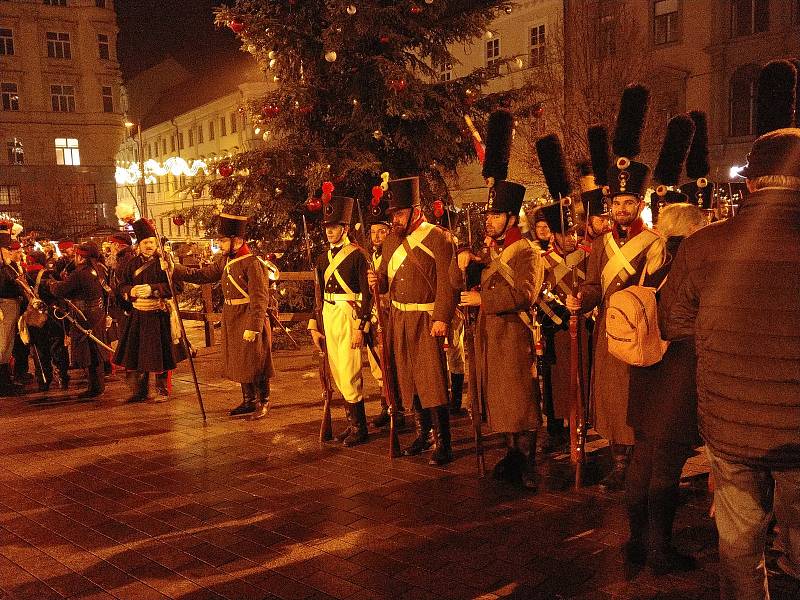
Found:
[613,212,637,228]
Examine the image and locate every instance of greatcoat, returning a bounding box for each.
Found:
[376,220,457,409]
[174,245,274,384]
[473,231,544,433]
[579,219,664,446]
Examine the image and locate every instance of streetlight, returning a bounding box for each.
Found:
[124,119,148,218]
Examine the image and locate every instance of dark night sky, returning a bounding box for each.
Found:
[115,0,240,79]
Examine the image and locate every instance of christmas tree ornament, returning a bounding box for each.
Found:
[410,4,423,14]
[306,198,322,212]
[172,215,186,226]
[228,19,245,34]
[325,51,337,62]
[433,200,444,218]
[373,130,383,139]
[380,34,390,44]
[269,58,277,68]
[388,78,407,92]
[347,4,357,15]
[218,162,234,177]
[268,50,276,59]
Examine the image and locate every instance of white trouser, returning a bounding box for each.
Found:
[0,298,20,364]
[322,301,363,404]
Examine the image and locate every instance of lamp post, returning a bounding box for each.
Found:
[124,119,148,218]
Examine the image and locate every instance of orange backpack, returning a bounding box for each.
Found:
[606,269,669,367]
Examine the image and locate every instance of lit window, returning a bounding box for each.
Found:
[439,63,452,82]
[529,24,546,67]
[486,38,501,77]
[50,84,76,112]
[96,0,107,7]
[43,0,68,6]
[46,32,71,59]
[0,185,21,207]
[0,29,13,56]
[230,112,238,133]
[6,139,24,165]
[220,116,227,137]
[1,83,19,111]
[732,0,769,37]
[98,34,110,60]
[654,0,680,45]
[55,138,80,166]
[101,85,113,113]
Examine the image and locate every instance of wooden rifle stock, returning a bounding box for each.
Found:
[462,304,485,477]
[302,216,334,443]
[371,279,402,458]
[568,273,587,488]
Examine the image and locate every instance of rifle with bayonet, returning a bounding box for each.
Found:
[302,215,334,443]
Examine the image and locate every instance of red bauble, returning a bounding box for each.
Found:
[172,215,186,226]
[218,162,234,177]
[410,5,422,14]
[433,200,444,218]
[379,34,390,44]
[228,19,245,34]
[533,102,544,118]
[388,78,407,92]
[306,198,322,212]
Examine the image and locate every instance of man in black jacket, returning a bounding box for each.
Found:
[660,128,800,600]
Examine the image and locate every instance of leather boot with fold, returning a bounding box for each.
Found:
[250,378,269,420]
[126,371,148,403]
[230,383,256,417]
[79,363,105,399]
[371,396,390,429]
[335,403,354,442]
[599,444,633,492]
[153,372,169,403]
[402,407,433,456]
[521,431,539,490]
[343,400,369,447]
[429,406,453,466]
[449,373,465,414]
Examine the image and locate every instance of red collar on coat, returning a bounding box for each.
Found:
[232,243,251,258]
[407,214,426,234]
[26,263,44,273]
[612,217,646,242]
[501,225,522,249]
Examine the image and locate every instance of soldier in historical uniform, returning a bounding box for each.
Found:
[432,203,466,414]
[172,214,274,419]
[42,241,109,399]
[53,240,76,279]
[114,219,186,402]
[107,231,135,348]
[0,229,23,395]
[369,176,458,465]
[458,180,544,487]
[566,84,665,491]
[307,192,373,447]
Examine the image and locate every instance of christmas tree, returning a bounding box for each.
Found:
[202,0,536,267]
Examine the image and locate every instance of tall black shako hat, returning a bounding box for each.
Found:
[534,202,573,233]
[385,176,420,213]
[534,134,574,232]
[481,108,525,214]
[217,213,248,238]
[322,197,354,226]
[680,111,715,210]
[609,84,651,198]
[652,113,695,222]
[579,125,611,217]
[485,181,526,215]
[132,218,157,242]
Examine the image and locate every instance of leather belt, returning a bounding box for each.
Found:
[224,298,250,306]
[73,298,104,310]
[391,300,435,312]
[324,292,362,302]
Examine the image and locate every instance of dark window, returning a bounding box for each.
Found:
[6,139,23,165]
[188,128,194,146]
[46,32,71,59]
[198,124,204,144]
[1,82,19,111]
[439,63,452,82]
[529,24,546,67]
[654,0,680,44]
[178,132,184,150]
[220,116,227,137]
[101,85,113,113]
[208,120,215,140]
[0,28,13,56]
[96,0,107,7]
[161,138,166,154]
[170,135,176,152]
[485,37,501,77]
[729,64,760,137]
[732,0,769,37]
[43,0,67,6]
[50,84,76,112]
[230,112,238,133]
[98,34,110,60]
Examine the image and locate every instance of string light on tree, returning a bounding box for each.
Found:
[325,50,337,62]
[346,4,357,15]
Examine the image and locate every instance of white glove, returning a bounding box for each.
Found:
[131,284,152,298]
[243,329,258,342]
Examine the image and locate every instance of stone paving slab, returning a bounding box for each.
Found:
[0,330,798,600]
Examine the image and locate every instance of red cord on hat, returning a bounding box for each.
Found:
[371,185,383,206]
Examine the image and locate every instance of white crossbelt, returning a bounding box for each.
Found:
[324,292,362,302]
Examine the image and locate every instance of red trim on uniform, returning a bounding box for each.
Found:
[612,217,645,242]
[234,243,251,257]
[578,242,592,254]
[58,241,74,250]
[502,225,522,248]
[25,263,44,273]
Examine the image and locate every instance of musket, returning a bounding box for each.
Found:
[561,198,586,489]
[461,206,486,477]
[302,215,334,443]
[148,212,206,422]
[52,304,114,353]
[356,199,401,458]
[7,263,50,386]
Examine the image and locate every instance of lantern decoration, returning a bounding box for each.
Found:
[172,215,186,227]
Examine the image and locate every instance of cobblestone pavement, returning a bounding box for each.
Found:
[1,329,798,599]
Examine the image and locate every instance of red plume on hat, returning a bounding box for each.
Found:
[371,185,383,207]
[321,181,334,204]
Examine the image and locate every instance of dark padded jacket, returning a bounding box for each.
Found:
[659,188,800,469]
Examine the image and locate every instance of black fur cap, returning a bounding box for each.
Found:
[654,114,695,186]
[612,84,650,159]
[755,60,797,136]
[482,109,514,182]
[535,134,571,200]
[685,111,710,180]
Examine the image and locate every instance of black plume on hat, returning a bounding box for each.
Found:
[482,109,514,182]
[535,134,571,200]
[755,60,797,136]
[588,125,611,186]
[654,114,695,186]
[685,111,711,180]
[612,84,650,159]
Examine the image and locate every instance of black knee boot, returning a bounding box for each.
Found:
[429,406,453,466]
[600,444,633,492]
[492,434,525,482]
[230,383,256,417]
[153,372,169,402]
[371,395,390,428]
[250,378,269,420]
[79,362,105,399]
[402,406,433,456]
[335,404,354,442]
[344,400,369,447]
[126,371,148,402]
[449,373,465,413]
[521,431,539,490]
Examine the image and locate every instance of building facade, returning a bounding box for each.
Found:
[116,54,270,241]
[0,0,124,238]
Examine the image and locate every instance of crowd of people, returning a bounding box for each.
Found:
[1,59,798,600]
